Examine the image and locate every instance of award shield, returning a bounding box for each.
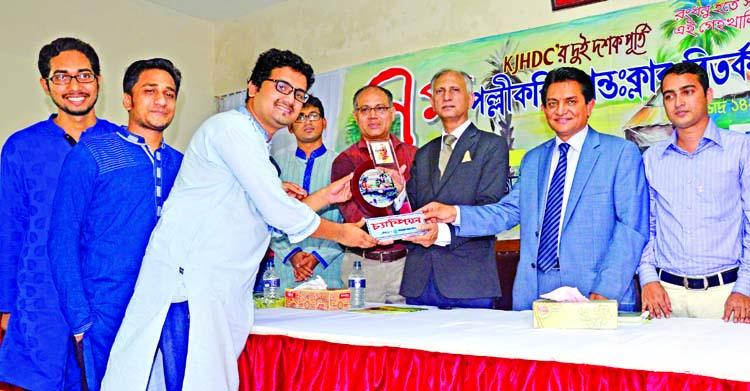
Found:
[349,139,426,240]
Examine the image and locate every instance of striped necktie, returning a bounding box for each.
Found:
[537,143,570,273]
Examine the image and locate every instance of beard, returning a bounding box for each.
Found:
[49,91,98,117]
[134,115,173,132]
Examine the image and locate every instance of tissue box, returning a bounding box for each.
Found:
[532,299,618,329]
[285,288,351,310]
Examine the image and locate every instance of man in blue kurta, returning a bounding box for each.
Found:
[271,95,345,289]
[48,58,184,391]
[0,37,119,390]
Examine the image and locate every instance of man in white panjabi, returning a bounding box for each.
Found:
[101,49,377,391]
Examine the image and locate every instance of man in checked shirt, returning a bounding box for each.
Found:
[638,61,750,323]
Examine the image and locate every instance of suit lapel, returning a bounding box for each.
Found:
[536,139,556,227]
[562,129,601,230]
[439,124,477,183]
[427,138,442,195]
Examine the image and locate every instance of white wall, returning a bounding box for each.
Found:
[1,0,660,149]
[213,0,659,95]
[0,0,216,151]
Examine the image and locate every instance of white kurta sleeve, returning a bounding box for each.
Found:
[209,115,320,243]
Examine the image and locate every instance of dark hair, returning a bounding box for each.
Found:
[541,67,595,105]
[38,37,100,77]
[304,95,325,118]
[660,62,709,94]
[123,58,182,96]
[248,49,314,92]
[352,85,394,109]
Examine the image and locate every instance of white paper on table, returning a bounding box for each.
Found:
[292,275,328,291]
[539,286,589,302]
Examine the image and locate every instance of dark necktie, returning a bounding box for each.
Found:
[537,143,570,272]
[438,134,457,177]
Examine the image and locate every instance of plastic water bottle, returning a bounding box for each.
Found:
[262,257,280,304]
[348,260,366,308]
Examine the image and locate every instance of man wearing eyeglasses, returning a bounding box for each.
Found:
[270,96,346,290]
[101,49,377,391]
[0,37,119,391]
[400,69,508,309]
[332,85,418,304]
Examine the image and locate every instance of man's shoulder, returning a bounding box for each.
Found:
[416,136,440,155]
[318,148,338,165]
[191,110,262,148]
[271,148,299,170]
[272,147,296,161]
[5,118,57,147]
[92,118,121,132]
[641,138,670,162]
[161,143,185,161]
[472,128,507,148]
[193,110,249,135]
[76,132,124,160]
[591,130,637,150]
[395,139,418,165]
[524,139,553,158]
[399,142,418,153]
[717,127,750,144]
[332,142,361,165]
[79,128,120,144]
[203,109,247,127]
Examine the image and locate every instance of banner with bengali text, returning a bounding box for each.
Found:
[335,0,750,167]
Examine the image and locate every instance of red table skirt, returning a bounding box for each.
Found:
[238,334,750,391]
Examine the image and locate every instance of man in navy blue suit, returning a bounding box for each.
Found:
[421,67,648,311]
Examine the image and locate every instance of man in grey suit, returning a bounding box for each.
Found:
[421,67,648,311]
[401,69,508,308]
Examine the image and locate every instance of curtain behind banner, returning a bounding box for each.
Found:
[310,69,345,154]
[216,69,346,156]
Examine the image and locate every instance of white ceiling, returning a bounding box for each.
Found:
[144,0,287,21]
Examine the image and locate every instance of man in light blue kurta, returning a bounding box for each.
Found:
[102,49,376,391]
[271,96,344,290]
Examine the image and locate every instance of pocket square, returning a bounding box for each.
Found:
[461,151,472,163]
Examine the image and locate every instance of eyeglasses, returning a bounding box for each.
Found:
[356,106,391,116]
[48,72,96,85]
[265,79,309,103]
[295,112,322,122]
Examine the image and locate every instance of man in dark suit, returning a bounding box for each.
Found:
[401,69,508,308]
[421,67,648,311]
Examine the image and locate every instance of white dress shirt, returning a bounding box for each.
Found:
[454,125,589,246]
[435,120,472,246]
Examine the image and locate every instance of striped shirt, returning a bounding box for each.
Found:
[270,145,345,289]
[638,119,750,296]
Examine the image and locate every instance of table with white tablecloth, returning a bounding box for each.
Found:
[238,307,750,390]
